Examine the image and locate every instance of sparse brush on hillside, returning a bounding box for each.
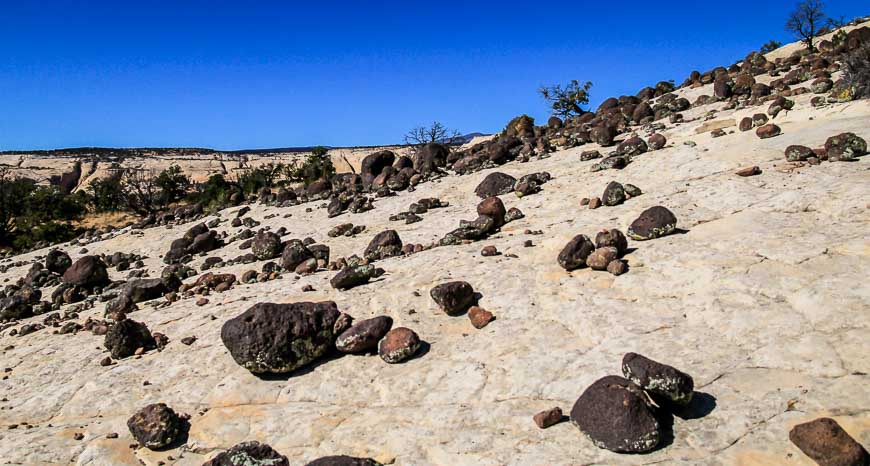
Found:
[404,122,460,147]
[842,44,870,100]
[286,147,336,185]
[539,80,593,118]
[760,40,782,54]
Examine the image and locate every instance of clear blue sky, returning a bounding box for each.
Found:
[0,1,865,150]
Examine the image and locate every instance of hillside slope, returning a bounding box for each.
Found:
[1,27,869,466]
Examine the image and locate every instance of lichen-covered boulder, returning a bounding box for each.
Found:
[785,145,815,162]
[616,137,648,156]
[379,327,421,363]
[647,134,667,150]
[595,229,627,256]
[601,181,626,207]
[825,132,867,162]
[220,301,341,374]
[622,352,695,406]
[251,231,283,260]
[627,206,677,240]
[335,316,393,353]
[430,281,476,315]
[570,376,661,453]
[62,256,110,289]
[474,172,517,198]
[126,403,185,450]
[104,319,156,359]
[204,441,289,466]
[557,235,595,271]
[477,197,506,228]
[363,230,403,261]
[281,240,313,271]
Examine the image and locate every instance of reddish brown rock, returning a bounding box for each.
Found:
[533,407,563,429]
[468,306,494,329]
[789,418,869,466]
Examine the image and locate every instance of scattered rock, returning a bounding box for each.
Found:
[534,407,563,429]
[481,246,499,257]
[335,316,393,354]
[363,230,403,261]
[756,124,782,139]
[622,352,694,406]
[785,145,815,162]
[475,172,517,198]
[203,441,289,466]
[825,132,867,161]
[586,247,618,271]
[736,166,762,176]
[430,281,476,315]
[305,456,383,466]
[557,235,595,271]
[378,327,421,363]
[104,319,155,359]
[126,403,185,450]
[468,306,494,329]
[330,265,385,290]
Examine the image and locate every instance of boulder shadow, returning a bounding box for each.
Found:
[672,391,717,420]
[392,340,431,364]
[252,351,346,381]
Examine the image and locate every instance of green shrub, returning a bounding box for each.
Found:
[538,80,593,118]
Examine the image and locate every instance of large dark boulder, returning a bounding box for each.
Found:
[220,302,342,373]
[251,231,283,260]
[413,143,450,174]
[361,150,396,186]
[62,256,110,289]
[789,417,869,466]
[330,265,385,290]
[363,230,403,261]
[104,319,156,359]
[121,278,170,304]
[281,240,313,271]
[570,376,661,453]
[627,206,678,240]
[127,403,185,450]
[45,249,72,275]
[204,441,289,466]
[474,172,517,198]
[557,235,595,271]
[305,457,382,466]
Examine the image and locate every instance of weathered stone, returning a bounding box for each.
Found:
[601,181,626,207]
[251,232,282,260]
[477,197,506,228]
[45,250,72,275]
[607,259,628,276]
[557,235,595,271]
[534,407,563,429]
[364,230,403,261]
[330,265,385,290]
[305,456,382,466]
[627,206,678,240]
[736,166,762,176]
[595,229,627,256]
[203,441,289,466]
[785,145,815,162]
[221,301,341,374]
[378,327,421,363]
[825,133,867,161]
[104,319,155,359]
[756,124,781,139]
[126,403,184,450]
[570,376,661,453]
[281,241,313,271]
[62,256,109,289]
[335,316,393,353]
[468,306,494,329]
[789,417,869,466]
[586,247,619,271]
[622,352,695,405]
[474,172,516,198]
[430,281,476,315]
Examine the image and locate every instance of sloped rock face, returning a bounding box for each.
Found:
[220,302,341,374]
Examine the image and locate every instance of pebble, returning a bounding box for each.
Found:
[533,407,563,429]
[468,306,494,329]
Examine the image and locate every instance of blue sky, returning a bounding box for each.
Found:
[0,1,865,150]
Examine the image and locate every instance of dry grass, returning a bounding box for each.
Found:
[74,211,139,230]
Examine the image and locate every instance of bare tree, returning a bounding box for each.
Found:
[121,168,161,215]
[786,0,827,52]
[404,121,460,146]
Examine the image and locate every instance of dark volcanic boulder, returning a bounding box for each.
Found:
[622,352,694,406]
[126,403,185,450]
[361,150,396,186]
[616,137,648,156]
[0,287,41,321]
[305,456,383,466]
[121,278,170,303]
[789,418,869,466]
[825,133,867,162]
[557,235,595,271]
[474,172,517,198]
[413,143,450,174]
[251,231,283,260]
[570,376,661,453]
[601,181,626,207]
[281,241,313,271]
[590,125,616,147]
[477,197,506,228]
[335,316,393,353]
[595,229,628,256]
[104,319,156,359]
[188,230,221,255]
[45,249,72,275]
[62,256,110,289]
[627,206,677,240]
[220,301,341,374]
[647,134,667,151]
[785,145,815,162]
[204,441,289,466]
[363,230,403,261]
[430,281,476,315]
[330,265,385,290]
